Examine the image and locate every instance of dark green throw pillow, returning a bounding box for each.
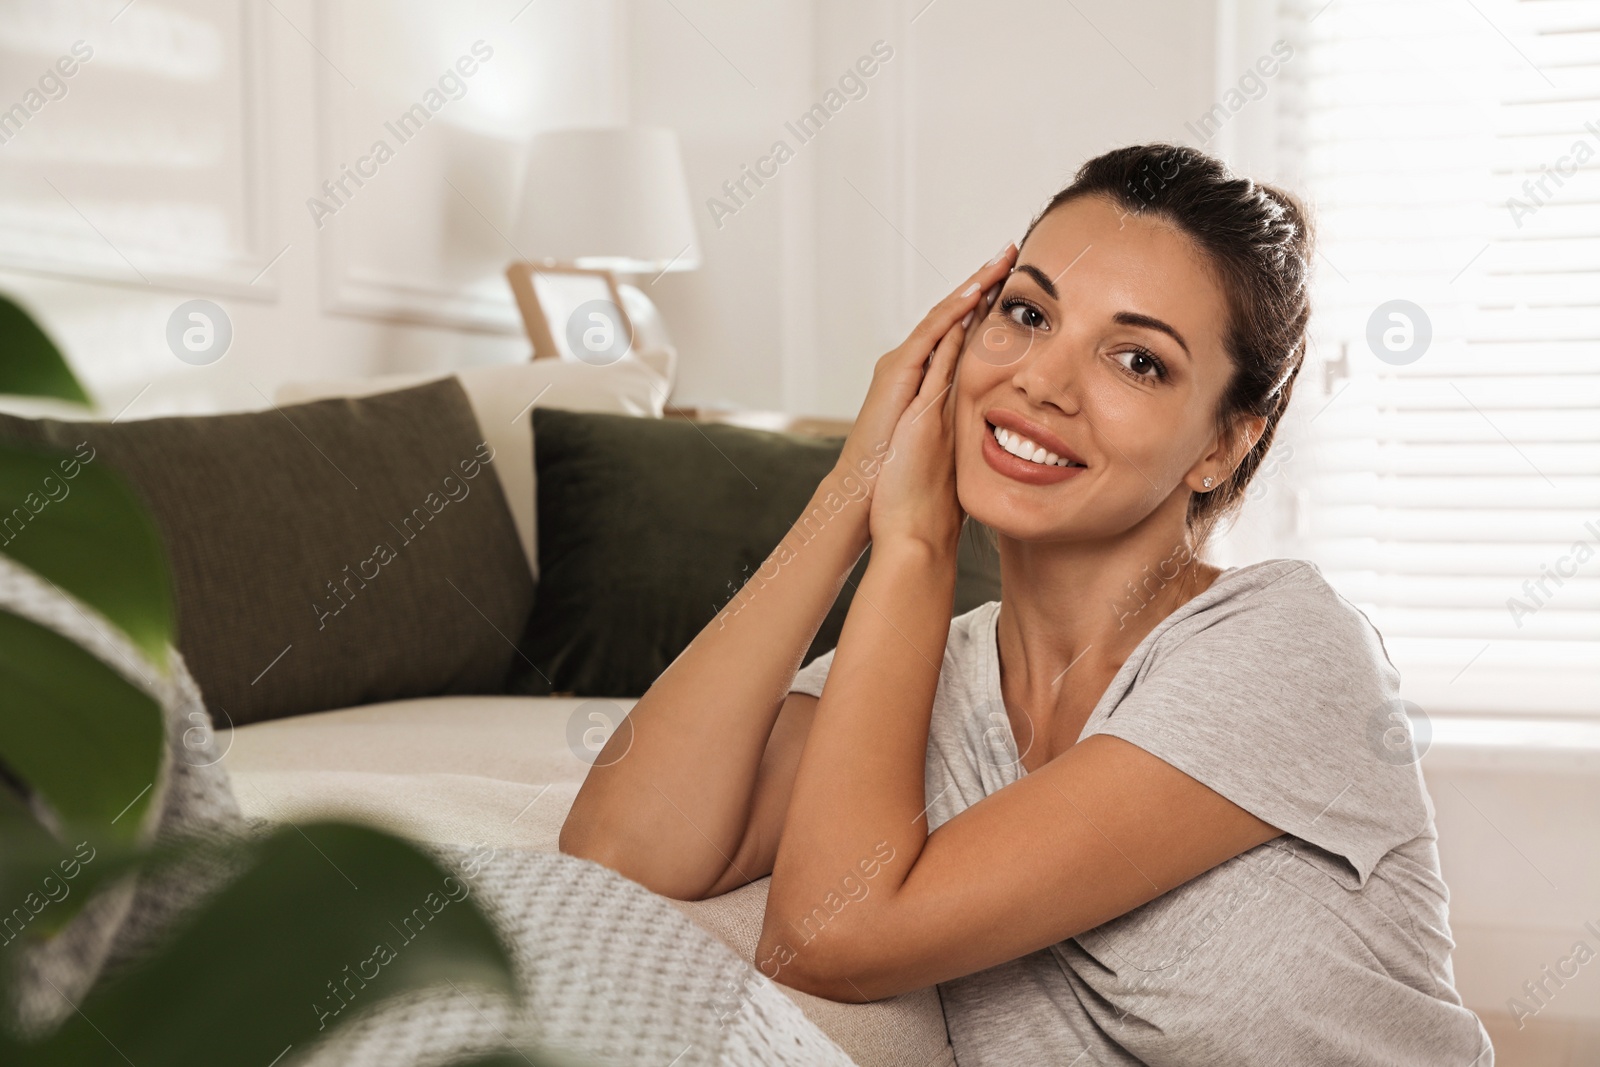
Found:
[0,378,534,725]
[510,406,1001,697]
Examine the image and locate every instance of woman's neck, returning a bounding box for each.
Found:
[993,522,1221,742]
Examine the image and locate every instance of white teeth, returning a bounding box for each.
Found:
[991,423,1080,468]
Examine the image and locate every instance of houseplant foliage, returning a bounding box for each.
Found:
[0,293,546,1066]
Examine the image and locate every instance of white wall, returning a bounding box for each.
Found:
[1426,749,1600,1026]
[0,0,627,418]
[659,0,1223,419]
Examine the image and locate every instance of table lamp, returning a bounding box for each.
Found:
[506,126,700,377]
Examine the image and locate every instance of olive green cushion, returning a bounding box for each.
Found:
[0,378,534,725]
[510,406,1000,698]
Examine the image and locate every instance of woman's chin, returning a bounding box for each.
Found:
[958,487,1059,544]
[958,472,1128,546]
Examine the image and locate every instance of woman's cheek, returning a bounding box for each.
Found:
[1082,374,1164,448]
[1079,380,1187,500]
[957,335,1011,394]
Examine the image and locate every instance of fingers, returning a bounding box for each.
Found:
[911,310,966,420]
[934,321,960,425]
[982,278,1003,316]
[960,280,1003,330]
[907,242,1017,353]
[962,280,1001,329]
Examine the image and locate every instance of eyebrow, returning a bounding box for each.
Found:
[1015,263,1059,299]
[1012,261,1192,357]
[1114,312,1191,357]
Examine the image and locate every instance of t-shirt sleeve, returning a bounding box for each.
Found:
[788,645,837,699]
[1086,560,1431,888]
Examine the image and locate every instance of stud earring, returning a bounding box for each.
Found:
[1202,476,1215,489]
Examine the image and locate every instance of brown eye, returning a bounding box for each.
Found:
[999,297,1045,330]
[1116,346,1168,381]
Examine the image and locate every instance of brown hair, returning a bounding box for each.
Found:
[1006,142,1314,549]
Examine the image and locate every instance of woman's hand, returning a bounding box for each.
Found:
[833,243,1017,500]
[867,292,974,554]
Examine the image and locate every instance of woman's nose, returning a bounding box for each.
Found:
[1010,338,1084,418]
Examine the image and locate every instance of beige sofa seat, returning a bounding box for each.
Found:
[223,697,955,1067]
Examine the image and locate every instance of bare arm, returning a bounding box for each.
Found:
[695,687,820,900]
[557,467,873,901]
[559,248,1017,902]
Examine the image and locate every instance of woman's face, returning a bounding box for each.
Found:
[954,193,1242,544]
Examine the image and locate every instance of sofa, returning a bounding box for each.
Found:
[1,352,976,1066]
[224,697,954,1067]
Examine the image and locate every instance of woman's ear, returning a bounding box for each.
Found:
[1188,414,1267,490]
[1226,415,1268,472]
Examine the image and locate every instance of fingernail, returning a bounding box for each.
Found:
[989,242,1013,264]
[961,309,975,329]
[961,281,980,297]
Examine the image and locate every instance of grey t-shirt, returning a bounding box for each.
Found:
[789,558,1493,1066]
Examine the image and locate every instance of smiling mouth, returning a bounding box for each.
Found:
[986,420,1086,468]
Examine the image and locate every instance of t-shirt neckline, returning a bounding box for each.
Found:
[982,560,1305,775]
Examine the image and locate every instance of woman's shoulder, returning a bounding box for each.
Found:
[1207,556,1332,604]
[1096,557,1427,887]
[1191,557,1394,666]
[1131,556,1396,698]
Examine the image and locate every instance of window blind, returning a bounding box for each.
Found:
[1276,0,1600,716]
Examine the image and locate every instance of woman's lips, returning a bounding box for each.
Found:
[981,422,1086,485]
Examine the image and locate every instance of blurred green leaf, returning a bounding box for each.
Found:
[0,821,152,946]
[0,440,173,667]
[0,295,89,406]
[0,611,163,841]
[0,774,53,851]
[27,822,517,1067]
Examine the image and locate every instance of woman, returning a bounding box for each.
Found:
[560,143,1493,1065]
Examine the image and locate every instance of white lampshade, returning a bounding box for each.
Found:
[511,126,701,274]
